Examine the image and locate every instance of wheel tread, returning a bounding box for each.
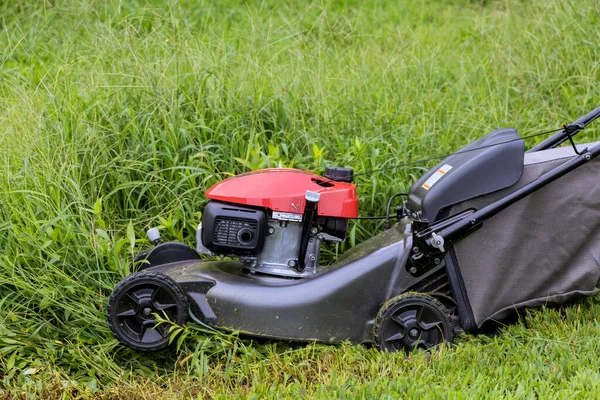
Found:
[107,271,188,352]
[373,292,454,352]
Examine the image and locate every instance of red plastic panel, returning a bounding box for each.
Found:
[205,169,358,218]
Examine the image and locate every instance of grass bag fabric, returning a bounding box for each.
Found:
[451,144,600,327]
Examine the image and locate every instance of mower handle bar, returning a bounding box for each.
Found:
[529,105,600,152]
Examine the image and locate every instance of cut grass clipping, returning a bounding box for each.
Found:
[2,0,600,398]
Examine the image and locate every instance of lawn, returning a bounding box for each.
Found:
[2,0,600,398]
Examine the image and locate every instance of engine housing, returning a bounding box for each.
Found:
[198,168,357,277]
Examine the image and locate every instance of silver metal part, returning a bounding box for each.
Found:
[196,223,213,255]
[305,190,321,203]
[241,218,321,278]
[318,233,343,243]
[431,232,445,252]
[147,227,160,244]
[272,211,303,222]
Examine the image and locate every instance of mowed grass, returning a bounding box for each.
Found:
[2,0,600,398]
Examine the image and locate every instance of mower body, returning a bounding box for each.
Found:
[150,222,419,343]
[107,106,600,352]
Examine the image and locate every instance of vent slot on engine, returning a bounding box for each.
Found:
[214,218,259,246]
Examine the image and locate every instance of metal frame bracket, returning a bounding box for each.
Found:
[563,123,587,155]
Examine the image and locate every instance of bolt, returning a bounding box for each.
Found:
[412,246,420,254]
[409,329,419,338]
[288,260,297,267]
[409,267,418,274]
[470,219,476,225]
[309,254,316,261]
[309,237,315,242]
[585,154,591,161]
[268,226,275,234]
[311,227,318,234]
[434,258,441,265]
[143,307,152,317]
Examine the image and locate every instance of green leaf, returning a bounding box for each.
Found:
[93,197,102,217]
[86,377,98,393]
[95,228,109,240]
[127,220,136,250]
[6,352,16,371]
[234,157,250,168]
[115,237,129,254]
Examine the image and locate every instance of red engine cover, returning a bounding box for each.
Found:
[205,168,358,218]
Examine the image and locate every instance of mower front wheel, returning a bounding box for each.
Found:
[374,293,454,352]
[107,271,188,352]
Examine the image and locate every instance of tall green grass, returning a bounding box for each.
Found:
[2,0,600,397]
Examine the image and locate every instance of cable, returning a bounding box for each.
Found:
[332,127,563,181]
[385,193,408,229]
[348,193,409,224]
[341,126,565,222]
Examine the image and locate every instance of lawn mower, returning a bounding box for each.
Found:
[107,106,600,353]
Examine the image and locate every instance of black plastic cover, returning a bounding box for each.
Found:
[407,128,524,221]
[135,242,201,270]
[318,216,349,239]
[324,166,354,182]
[201,201,267,256]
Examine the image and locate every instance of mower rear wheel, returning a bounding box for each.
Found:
[374,293,454,352]
[107,271,188,352]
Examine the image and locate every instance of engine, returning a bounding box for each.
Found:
[196,167,358,277]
